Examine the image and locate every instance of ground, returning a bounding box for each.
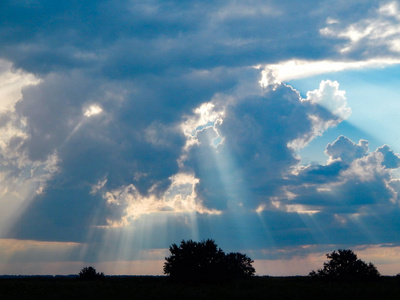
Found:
[1,276,400,299]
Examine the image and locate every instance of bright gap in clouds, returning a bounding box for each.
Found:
[287,64,400,164]
[259,58,400,164]
[258,59,400,86]
[84,104,103,117]
[0,59,40,111]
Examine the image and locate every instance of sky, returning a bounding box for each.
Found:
[1,0,400,276]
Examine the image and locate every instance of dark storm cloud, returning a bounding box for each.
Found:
[8,64,254,239]
[193,85,313,209]
[0,0,364,76]
[183,79,352,210]
[282,137,400,216]
[325,135,369,164]
[377,144,400,169]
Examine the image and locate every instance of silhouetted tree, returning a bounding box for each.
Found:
[309,249,380,281]
[224,252,255,279]
[164,239,255,282]
[78,266,105,280]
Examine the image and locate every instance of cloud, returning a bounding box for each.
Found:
[376,144,400,169]
[259,58,400,84]
[325,135,369,164]
[0,61,57,238]
[180,78,351,210]
[302,80,351,137]
[320,1,400,57]
[102,173,220,227]
[0,239,82,264]
[279,136,400,217]
[0,59,40,111]
[6,65,256,240]
[0,0,353,79]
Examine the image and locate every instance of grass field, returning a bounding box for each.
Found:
[1,276,399,299]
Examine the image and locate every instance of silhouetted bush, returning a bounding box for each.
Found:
[164,239,255,282]
[78,266,105,280]
[309,249,380,281]
[224,252,255,279]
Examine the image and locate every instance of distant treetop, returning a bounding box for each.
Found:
[78,266,105,280]
[309,249,380,281]
[164,239,255,282]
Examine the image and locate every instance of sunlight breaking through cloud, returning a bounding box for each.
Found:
[0,59,40,111]
[258,58,400,86]
[84,104,103,117]
[0,60,59,238]
[100,173,221,227]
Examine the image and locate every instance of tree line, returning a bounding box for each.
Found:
[79,239,383,282]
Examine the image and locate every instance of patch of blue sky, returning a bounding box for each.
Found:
[288,65,400,165]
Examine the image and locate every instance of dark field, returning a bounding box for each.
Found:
[1,276,400,299]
